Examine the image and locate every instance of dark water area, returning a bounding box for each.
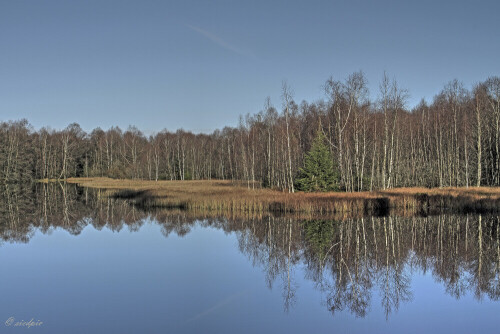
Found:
[0,184,499,333]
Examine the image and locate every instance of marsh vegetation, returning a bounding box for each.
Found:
[60,178,500,216]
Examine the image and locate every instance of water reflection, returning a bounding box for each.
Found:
[0,184,148,243]
[0,184,499,320]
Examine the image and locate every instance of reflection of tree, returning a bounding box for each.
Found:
[378,217,412,319]
[469,215,500,301]
[0,184,151,242]
[314,219,373,318]
[0,187,498,318]
[303,220,336,267]
[0,184,36,244]
[281,219,297,313]
[159,214,193,238]
[235,217,299,313]
[492,217,500,300]
[231,214,499,318]
[303,219,371,317]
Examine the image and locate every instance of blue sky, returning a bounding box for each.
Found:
[1,0,499,134]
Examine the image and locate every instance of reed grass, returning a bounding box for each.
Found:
[66,178,500,215]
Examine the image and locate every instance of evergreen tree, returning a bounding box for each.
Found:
[296,126,339,192]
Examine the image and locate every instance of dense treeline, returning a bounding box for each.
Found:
[1,73,499,191]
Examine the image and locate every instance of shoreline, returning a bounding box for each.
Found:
[46,177,500,216]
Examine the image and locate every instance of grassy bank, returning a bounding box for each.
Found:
[61,177,500,215]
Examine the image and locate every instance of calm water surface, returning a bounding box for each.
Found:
[0,185,498,333]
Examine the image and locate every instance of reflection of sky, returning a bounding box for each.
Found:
[392,271,495,334]
[0,222,498,334]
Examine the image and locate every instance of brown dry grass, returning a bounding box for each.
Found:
[65,178,500,215]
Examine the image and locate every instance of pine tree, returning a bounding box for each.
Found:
[296,126,339,192]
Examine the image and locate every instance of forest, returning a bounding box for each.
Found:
[1,72,499,192]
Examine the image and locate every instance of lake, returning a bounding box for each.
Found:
[0,184,498,333]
